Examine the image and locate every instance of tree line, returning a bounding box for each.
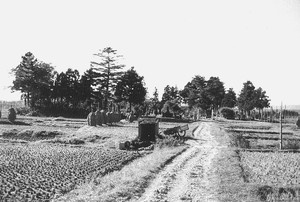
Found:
[11,48,146,117]
[11,47,272,119]
[155,76,271,119]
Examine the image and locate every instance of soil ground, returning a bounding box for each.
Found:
[136,121,218,201]
[134,120,260,202]
[6,116,295,201]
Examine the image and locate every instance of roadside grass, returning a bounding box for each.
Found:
[210,124,260,202]
[53,145,188,202]
[213,149,259,202]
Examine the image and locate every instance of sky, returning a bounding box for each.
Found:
[0,0,300,106]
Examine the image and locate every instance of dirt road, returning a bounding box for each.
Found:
[136,121,221,202]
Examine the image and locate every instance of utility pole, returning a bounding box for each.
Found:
[280,102,283,150]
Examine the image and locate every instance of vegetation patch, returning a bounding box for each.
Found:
[227,129,293,135]
[158,117,191,123]
[256,186,300,201]
[230,133,251,149]
[226,123,272,131]
[219,107,235,120]
[1,129,65,141]
[155,135,185,148]
[45,138,85,145]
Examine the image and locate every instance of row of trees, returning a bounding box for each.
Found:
[147,76,270,119]
[11,47,271,119]
[11,48,147,117]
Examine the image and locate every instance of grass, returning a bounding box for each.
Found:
[223,119,300,201]
[208,124,260,202]
[155,135,185,148]
[45,137,85,145]
[1,129,65,141]
[53,146,187,202]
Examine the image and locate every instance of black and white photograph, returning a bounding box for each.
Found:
[1,0,300,201]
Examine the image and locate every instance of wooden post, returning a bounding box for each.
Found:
[280,102,283,150]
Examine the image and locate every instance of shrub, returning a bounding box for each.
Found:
[8,108,16,122]
[257,186,273,201]
[15,107,31,115]
[219,107,235,120]
[230,133,250,148]
[155,135,183,148]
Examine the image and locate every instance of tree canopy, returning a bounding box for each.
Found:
[181,76,212,111]
[205,76,225,110]
[10,50,272,119]
[237,81,256,114]
[237,81,270,116]
[90,47,125,109]
[11,52,54,108]
[115,67,147,110]
[221,88,237,108]
[254,87,270,111]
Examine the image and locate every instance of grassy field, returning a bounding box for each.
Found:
[221,119,300,201]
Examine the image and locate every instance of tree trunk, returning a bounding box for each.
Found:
[27,92,30,107]
[104,64,110,110]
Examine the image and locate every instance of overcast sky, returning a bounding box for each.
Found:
[1,0,300,106]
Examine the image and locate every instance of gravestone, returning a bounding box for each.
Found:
[296,117,300,128]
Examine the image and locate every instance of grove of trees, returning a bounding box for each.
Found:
[11,48,146,118]
[11,49,280,120]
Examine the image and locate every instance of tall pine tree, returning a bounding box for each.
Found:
[90,47,125,109]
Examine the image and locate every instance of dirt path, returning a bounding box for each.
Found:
[136,121,221,202]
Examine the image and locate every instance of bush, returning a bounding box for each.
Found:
[16,107,31,115]
[230,133,250,148]
[219,107,235,120]
[155,136,183,148]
